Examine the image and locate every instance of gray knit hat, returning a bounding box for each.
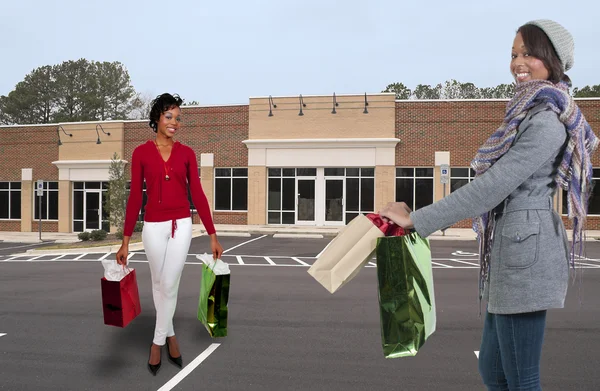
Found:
[526,19,575,72]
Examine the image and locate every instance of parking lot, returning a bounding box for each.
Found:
[1,235,599,390]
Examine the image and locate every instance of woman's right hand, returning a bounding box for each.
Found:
[116,244,129,266]
[379,202,415,229]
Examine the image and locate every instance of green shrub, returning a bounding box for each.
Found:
[90,229,108,241]
[134,221,144,232]
[78,232,90,241]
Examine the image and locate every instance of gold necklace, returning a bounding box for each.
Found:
[154,141,172,181]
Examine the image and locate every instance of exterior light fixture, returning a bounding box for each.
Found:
[298,94,306,116]
[95,124,111,144]
[57,125,72,146]
[268,95,277,117]
[332,93,338,114]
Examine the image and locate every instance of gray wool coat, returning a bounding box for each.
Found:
[410,102,570,314]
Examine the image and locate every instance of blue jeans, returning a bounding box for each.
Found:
[478,310,547,390]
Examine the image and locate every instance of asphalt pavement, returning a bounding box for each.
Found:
[1,236,599,391]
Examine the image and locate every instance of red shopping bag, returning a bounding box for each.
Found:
[101,269,141,327]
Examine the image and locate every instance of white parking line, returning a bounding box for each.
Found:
[5,254,600,270]
[452,251,479,257]
[442,258,480,266]
[222,235,267,254]
[475,351,479,359]
[574,261,600,268]
[98,252,112,261]
[157,343,220,391]
[292,257,310,266]
[574,257,600,263]
[0,333,6,338]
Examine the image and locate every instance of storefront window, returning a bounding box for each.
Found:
[563,168,600,215]
[267,169,297,224]
[395,167,434,211]
[72,182,109,232]
[33,181,59,220]
[0,182,21,219]
[344,168,375,224]
[450,167,476,193]
[214,168,248,211]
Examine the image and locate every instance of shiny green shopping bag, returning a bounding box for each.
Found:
[197,254,230,338]
[376,233,436,358]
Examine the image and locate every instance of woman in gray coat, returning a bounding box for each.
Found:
[380,20,598,390]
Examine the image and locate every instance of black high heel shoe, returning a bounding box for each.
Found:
[166,337,183,368]
[147,344,161,376]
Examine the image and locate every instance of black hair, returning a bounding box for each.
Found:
[148,93,184,132]
[517,24,571,86]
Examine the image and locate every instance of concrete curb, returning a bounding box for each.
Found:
[202,229,339,238]
[23,241,146,255]
[217,232,251,237]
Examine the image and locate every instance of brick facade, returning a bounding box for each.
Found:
[0,221,21,232]
[0,125,59,232]
[0,125,59,181]
[396,101,506,166]
[201,212,248,225]
[31,221,59,233]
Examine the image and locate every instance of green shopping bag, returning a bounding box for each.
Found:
[376,233,436,358]
[197,254,230,338]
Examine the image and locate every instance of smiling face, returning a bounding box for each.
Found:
[511,32,550,84]
[156,106,181,139]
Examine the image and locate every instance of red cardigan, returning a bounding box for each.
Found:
[123,140,216,237]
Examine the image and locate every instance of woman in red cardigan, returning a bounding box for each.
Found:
[116,93,223,376]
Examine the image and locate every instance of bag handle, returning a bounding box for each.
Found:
[121,264,134,275]
[204,255,220,274]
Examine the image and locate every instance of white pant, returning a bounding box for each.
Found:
[142,217,192,345]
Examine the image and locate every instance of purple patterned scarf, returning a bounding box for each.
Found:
[471,79,599,299]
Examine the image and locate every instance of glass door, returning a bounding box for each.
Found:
[85,191,101,231]
[325,179,344,225]
[296,178,315,224]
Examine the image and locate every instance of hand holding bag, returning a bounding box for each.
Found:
[308,214,406,294]
[197,254,230,337]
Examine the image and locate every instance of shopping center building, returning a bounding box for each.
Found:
[1,92,599,233]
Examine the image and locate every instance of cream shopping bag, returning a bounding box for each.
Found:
[308,214,385,293]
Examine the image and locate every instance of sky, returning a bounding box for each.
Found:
[1,0,598,105]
